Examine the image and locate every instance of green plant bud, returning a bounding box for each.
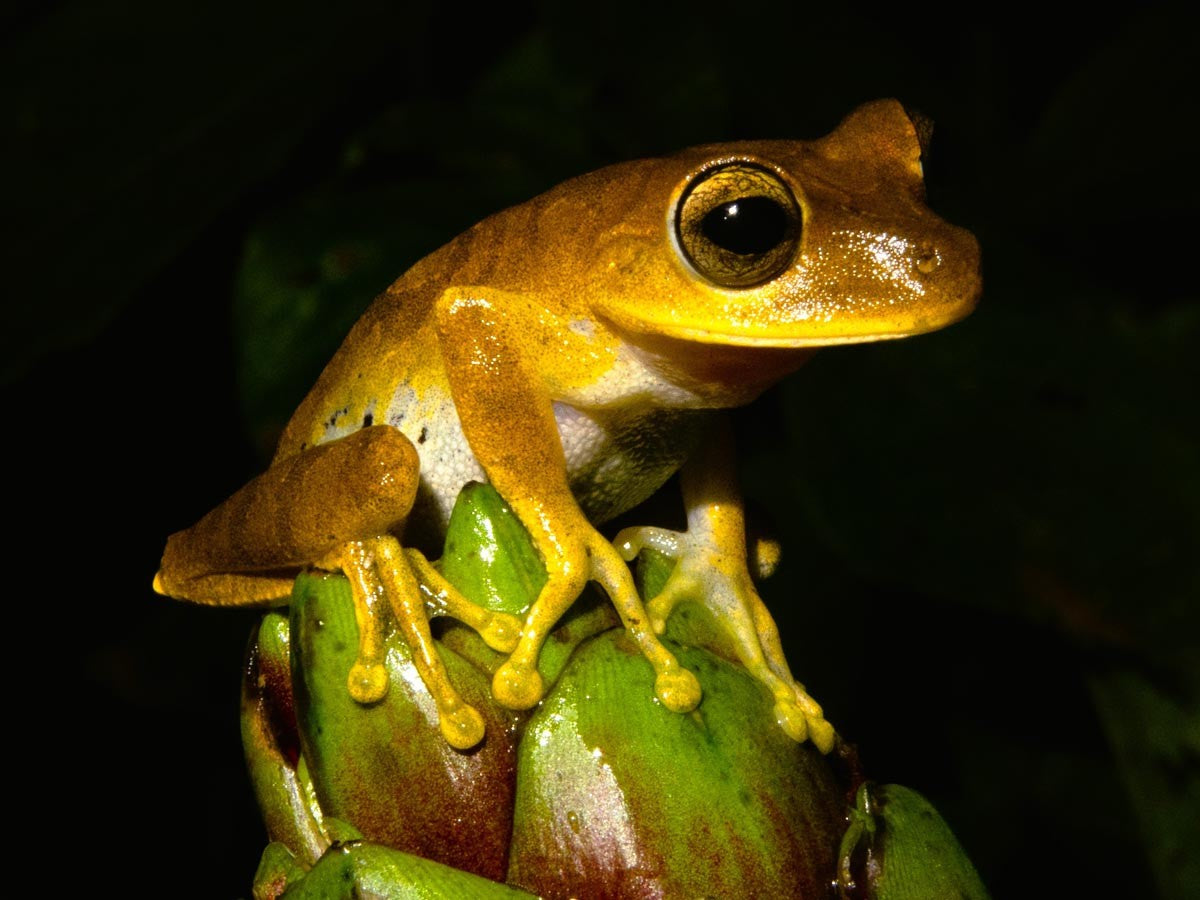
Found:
[274,840,538,899]
[242,483,990,899]
[837,783,991,900]
[289,573,517,882]
[253,842,308,900]
[507,629,845,897]
[242,613,330,866]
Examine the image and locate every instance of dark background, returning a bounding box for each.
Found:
[6,2,1196,896]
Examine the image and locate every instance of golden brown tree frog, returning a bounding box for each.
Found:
[155,100,981,753]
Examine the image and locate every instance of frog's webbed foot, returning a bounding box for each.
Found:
[403,549,522,655]
[320,537,522,750]
[615,526,835,753]
[490,530,702,717]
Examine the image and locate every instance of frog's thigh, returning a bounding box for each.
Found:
[155,425,422,606]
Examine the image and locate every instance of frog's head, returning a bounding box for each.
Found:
[590,99,981,352]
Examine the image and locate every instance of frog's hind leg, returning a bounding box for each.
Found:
[323,537,491,750]
[154,426,423,606]
[330,540,392,705]
[615,430,836,753]
[155,425,502,748]
[405,550,522,655]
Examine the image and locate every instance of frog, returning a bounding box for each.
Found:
[155,99,981,753]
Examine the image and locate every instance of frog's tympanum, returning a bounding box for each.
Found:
[155,100,981,752]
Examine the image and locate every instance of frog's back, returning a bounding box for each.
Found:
[273,258,446,464]
[272,161,653,465]
[267,175,605,535]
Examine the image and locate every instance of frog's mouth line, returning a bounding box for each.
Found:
[607,302,976,349]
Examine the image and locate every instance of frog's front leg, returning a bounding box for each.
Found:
[615,428,835,753]
[437,289,702,716]
[154,426,520,749]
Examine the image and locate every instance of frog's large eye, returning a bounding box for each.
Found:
[675,163,801,288]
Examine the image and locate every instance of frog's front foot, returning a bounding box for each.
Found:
[489,529,703,717]
[615,526,835,753]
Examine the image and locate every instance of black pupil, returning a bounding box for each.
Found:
[700,195,788,255]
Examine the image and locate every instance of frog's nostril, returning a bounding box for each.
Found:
[915,244,940,276]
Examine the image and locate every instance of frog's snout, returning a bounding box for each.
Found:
[930,224,983,313]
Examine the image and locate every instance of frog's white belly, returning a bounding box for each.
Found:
[361,384,709,538]
[375,386,485,535]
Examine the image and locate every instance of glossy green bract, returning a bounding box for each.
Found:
[439,481,547,617]
[242,482,989,898]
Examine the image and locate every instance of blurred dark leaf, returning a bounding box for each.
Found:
[1024,6,1198,218]
[1091,667,1200,900]
[1016,6,1196,306]
[5,0,437,382]
[768,268,1198,652]
[232,31,604,451]
[753,5,1200,655]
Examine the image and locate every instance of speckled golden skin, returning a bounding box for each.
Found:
[156,100,981,751]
